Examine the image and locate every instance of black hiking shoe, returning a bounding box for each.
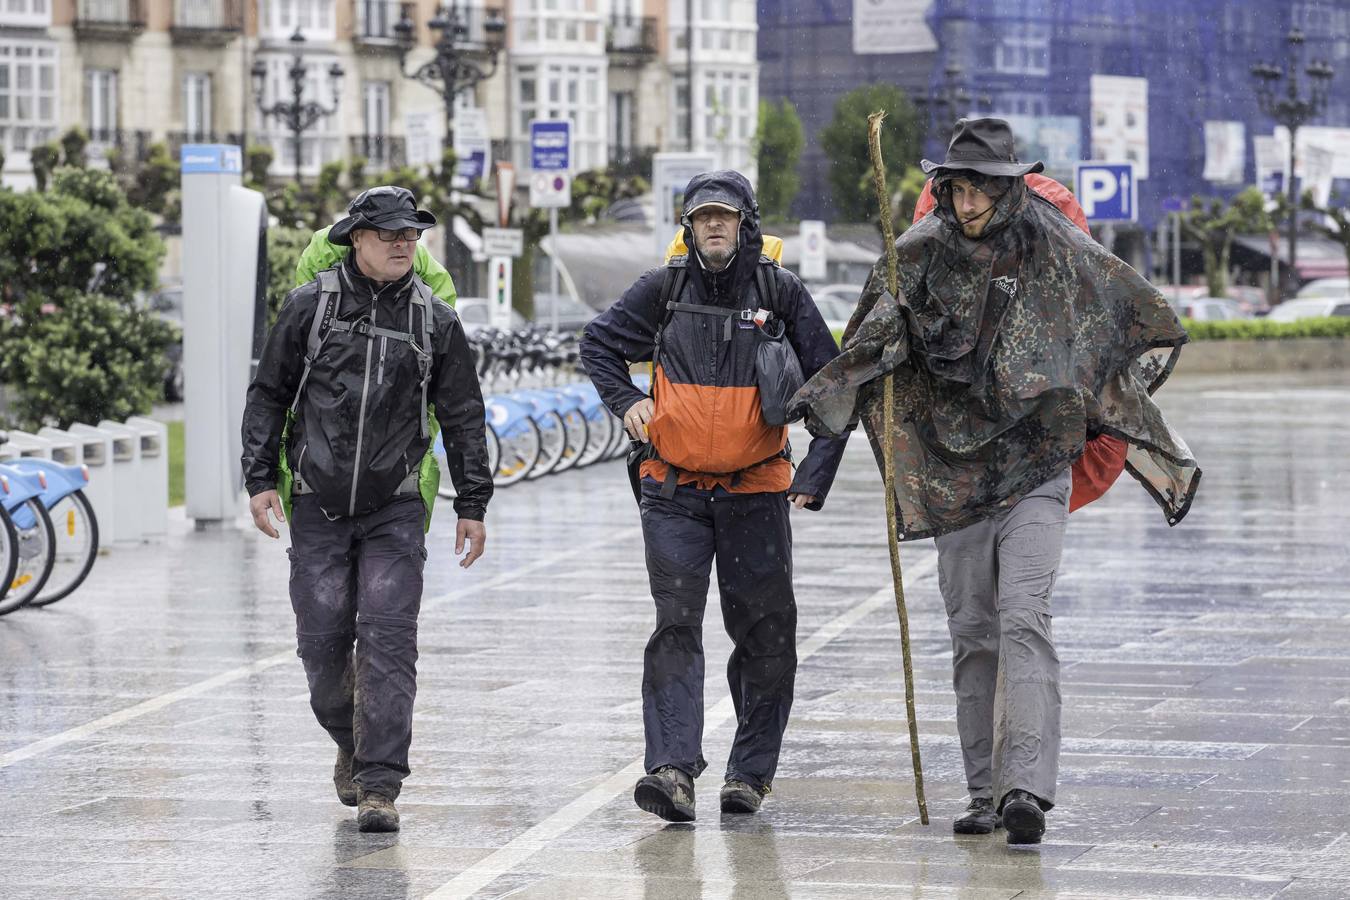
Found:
[953,797,1000,834]
[356,789,400,833]
[720,780,769,814]
[1001,790,1046,845]
[634,766,695,822]
[334,748,358,807]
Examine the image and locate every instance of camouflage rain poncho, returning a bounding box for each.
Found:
[790,179,1201,541]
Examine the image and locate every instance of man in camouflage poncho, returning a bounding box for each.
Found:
[791,118,1200,845]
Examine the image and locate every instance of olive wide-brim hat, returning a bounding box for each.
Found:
[329,185,437,246]
[920,117,1045,180]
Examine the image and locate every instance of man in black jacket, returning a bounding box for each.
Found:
[241,186,493,833]
[580,170,848,821]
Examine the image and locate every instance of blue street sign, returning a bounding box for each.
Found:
[1075,162,1137,222]
[1161,195,1187,213]
[530,120,571,172]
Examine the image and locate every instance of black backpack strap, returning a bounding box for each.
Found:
[290,268,341,414]
[410,278,436,439]
[754,257,781,316]
[652,257,688,367]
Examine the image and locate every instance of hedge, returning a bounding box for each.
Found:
[830,316,1350,347]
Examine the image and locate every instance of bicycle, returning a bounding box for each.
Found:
[0,464,57,616]
[5,458,100,607]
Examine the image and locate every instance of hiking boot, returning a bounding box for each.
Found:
[953,796,1000,835]
[333,748,358,807]
[633,766,695,822]
[356,789,400,833]
[1001,789,1046,845]
[720,780,769,815]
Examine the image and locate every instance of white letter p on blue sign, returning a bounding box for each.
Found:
[1075,162,1137,223]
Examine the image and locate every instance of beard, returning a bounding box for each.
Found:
[700,240,738,271]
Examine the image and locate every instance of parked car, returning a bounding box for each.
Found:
[146,284,184,402]
[1297,277,1350,300]
[455,298,528,335]
[1156,284,1269,316]
[1266,297,1350,322]
[1177,297,1252,322]
[531,292,596,332]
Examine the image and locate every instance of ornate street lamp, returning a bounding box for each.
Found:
[251,28,345,184]
[394,3,507,148]
[1251,28,1335,299]
[919,64,992,136]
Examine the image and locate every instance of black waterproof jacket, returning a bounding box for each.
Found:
[241,255,493,521]
[581,170,848,509]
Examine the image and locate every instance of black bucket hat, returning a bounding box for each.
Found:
[920,117,1044,179]
[329,185,437,246]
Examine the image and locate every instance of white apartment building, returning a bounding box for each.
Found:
[0,0,758,190]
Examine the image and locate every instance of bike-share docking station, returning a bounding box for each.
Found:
[180,144,268,530]
[1,420,166,545]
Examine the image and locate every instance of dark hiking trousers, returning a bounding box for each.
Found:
[287,493,426,800]
[639,480,797,792]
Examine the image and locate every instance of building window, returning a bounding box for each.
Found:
[994,92,1047,118]
[695,68,755,170]
[260,0,334,41]
[363,81,389,135]
[513,60,605,171]
[183,72,211,139]
[0,0,51,28]
[0,40,58,155]
[84,68,118,143]
[995,23,1049,76]
[513,0,601,48]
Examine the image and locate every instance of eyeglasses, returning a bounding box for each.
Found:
[375,227,422,242]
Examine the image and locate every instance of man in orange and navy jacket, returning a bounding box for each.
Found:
[580,170,848,822]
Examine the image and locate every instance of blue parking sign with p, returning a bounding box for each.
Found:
[1075,162,1137,222]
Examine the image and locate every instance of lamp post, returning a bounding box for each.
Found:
[919,64,992,138]
[394,3,506,296]
[1251,28,1335,300]
[394,3,506,154]
[251,28,344,185]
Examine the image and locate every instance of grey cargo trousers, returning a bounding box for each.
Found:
[934,468,1071,811]
[287,493,426,800]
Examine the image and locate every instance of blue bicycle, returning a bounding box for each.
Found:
[5,458,99,608]
[0,463,56,616]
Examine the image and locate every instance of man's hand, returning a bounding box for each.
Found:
[788,493,816,510]
[249,490,286,538]
[456,519,486,568]
[623,398,655,442]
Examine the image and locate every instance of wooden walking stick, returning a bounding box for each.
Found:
[867,110,929,826]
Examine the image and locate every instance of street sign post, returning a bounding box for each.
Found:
[528,171,572,208]
[483,227,524,258]
[530,119,572,172]
[799,219,827,282]
[529,119,574,331]
[1075,161,1137,222]
[453,107,489,187]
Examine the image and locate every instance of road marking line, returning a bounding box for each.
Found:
[0,531,635,770]
[426,553,939,900]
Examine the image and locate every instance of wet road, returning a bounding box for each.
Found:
[2,370,1348,899]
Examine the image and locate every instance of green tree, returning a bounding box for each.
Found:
[819,84,923,221]
[29,142,60,192]
[0,291,176,429]
[59,126,88,168]
[1181,188,1273,298]
[755,99,805,221]
[1302,190,1350,277]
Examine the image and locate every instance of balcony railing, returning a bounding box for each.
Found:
[349,135,406,170]
[75,0,146,37]
[607,144,655,178]
[86,128,153,164]
[171,0,243,43]
[167,131,244,159]
[606,15,657,56]
[356,0,413,44]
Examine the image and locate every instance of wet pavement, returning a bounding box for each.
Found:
[2,369,1348,899]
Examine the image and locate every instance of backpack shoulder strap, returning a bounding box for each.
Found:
[658,257,689,331]
[753,257,781,315]
[411,278,436,439]
[289,270,341,413]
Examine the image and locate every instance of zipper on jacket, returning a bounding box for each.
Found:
[348,296,378,516]
[296,444,308,487]
[377,336,388,386]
